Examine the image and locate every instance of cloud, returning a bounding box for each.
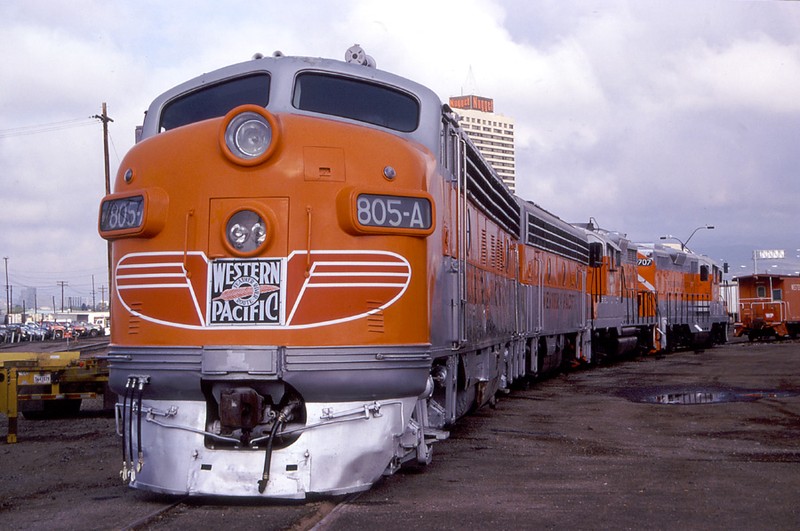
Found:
[660,36,800,113]
[498,1,800,270]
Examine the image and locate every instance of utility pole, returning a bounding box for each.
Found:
[3,256,9,319]
[92,274,96,311]
[94,102,114,195]
[57,281,68,312]
[94,103,114,320]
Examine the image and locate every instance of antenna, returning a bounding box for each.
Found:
[462,66,479,96]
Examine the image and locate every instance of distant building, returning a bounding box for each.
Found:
[449,95,516,191]
[21,287,37,311]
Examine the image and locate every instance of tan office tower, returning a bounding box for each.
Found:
[449,95,516,192]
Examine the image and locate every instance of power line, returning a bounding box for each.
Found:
[0,117,98,139]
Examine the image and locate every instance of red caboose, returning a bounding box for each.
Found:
[735,274,800,339]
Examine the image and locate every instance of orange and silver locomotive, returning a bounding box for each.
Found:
[99,46,728,498]
[637,243,728,349]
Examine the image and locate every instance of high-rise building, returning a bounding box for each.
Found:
[21,287,37,310]
[449,95,516,191]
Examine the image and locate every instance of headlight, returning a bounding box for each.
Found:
[219,105,279,166]
[226,112,271,158]
[225,210,268,253]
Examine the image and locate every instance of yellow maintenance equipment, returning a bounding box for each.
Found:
[1,351,109,443]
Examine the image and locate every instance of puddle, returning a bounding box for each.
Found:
[620,387,800,405]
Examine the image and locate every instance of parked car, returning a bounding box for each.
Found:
[23,323,47,341]
[47,321,69,339]
[42,321,64,339]
[3,323,28,342]
[71,322,87,338]
[85,322,104,337]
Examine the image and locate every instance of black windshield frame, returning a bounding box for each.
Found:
[159,73,271,132]
[292,72,420,132]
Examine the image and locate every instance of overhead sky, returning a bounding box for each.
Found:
[2,0,800,311]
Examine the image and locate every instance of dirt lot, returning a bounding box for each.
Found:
[2,339,800,529]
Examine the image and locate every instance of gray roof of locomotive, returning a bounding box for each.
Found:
[138,52,444,155]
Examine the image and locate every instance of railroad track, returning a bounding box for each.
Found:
[114,494,350,530]
[118,497,188,530]
[0,337,109,354]
[70,338,111,356]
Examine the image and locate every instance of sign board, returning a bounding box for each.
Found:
[754,249,785,260]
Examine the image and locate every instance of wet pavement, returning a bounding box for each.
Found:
[621,386,800,405]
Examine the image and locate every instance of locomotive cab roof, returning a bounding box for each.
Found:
[573,221,635,257]
[137,47,444,155]
[637,242,722,272]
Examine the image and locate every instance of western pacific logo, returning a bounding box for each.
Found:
[208,258,284,325]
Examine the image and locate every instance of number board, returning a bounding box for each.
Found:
[100,195,144,231]
[356,194,432,231]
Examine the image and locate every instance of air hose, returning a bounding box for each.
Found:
[120,378,131,481]
[257,402,298,494]
[257,419,283,494]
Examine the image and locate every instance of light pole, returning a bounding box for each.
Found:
[660,225,714,251]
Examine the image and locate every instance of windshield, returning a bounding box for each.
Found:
[293,72,419,132]
[159,73,271,132]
